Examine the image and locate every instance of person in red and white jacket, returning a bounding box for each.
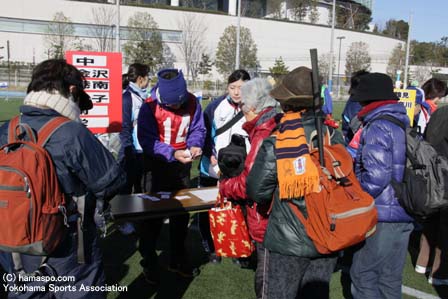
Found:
[219,78,278,299]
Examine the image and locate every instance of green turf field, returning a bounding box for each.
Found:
[0,98,445,298]
[0,98,22,125]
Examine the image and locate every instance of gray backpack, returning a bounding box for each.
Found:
[375,115,448,221]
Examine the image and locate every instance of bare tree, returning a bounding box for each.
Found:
[308,0,319,24]
[267,0,284,19]
[89,6,116,52]
[318,52,335,83]
[241,0,263,18]
[182,0,215,9]
[345,41,371,77]
[386,43,406,79]
[161,44,176,69]
[45,12,75,59]
[176,14,207,83]
[412,66,432,85]
[289,0,310,22]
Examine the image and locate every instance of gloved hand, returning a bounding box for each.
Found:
[94,199,111,238]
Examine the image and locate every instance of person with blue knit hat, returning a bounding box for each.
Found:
[408,82,430,133]
[136,68,206,284]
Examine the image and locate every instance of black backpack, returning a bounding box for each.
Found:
[374,115,448,221]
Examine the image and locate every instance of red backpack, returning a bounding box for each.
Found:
[0,116,69,255]
[289,134,378,254]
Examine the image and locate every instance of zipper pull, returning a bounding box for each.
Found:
[330,216,336,231]
[24,176,31,198]
[59,205,69,227]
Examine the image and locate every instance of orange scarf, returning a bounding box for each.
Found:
[275,112,320,200]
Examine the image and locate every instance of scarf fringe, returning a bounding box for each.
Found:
[278,174,320,200]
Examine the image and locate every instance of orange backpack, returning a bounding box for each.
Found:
[289,136,377,254]
[0,116,69,256]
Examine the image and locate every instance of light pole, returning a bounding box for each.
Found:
[336,36,345,99]
[116,0,120,52]
[404,13,413,89]
[328,0,336,94]
[235,0,241,69]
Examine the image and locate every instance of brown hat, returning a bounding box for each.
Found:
[270,66,314,107]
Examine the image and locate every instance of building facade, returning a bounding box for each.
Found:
[0,0,402,82]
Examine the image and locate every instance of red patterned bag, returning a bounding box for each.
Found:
[209,199,254,258]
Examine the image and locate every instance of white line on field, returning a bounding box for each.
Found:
[402,285,441,299]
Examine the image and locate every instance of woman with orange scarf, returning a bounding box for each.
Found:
[247,67,343,299]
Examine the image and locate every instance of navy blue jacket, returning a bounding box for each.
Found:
[0,105,125,294]
[355,103,413,222]
[0,106,125,200]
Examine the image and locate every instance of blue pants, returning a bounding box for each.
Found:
[4,223,105,299]
[350,222,413,299]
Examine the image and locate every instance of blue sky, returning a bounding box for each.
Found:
[372,0,448,42]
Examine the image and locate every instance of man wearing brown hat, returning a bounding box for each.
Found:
[349,73,413,299]
[246,66,343,299]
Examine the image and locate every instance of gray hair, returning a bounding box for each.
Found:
[240,78,277,114]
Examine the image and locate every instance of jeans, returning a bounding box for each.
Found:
[265,250,337,299]
[350,222,413,299]
[7,222,105,299]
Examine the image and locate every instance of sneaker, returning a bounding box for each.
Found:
[209,253,222,264]
[428,276,448,286]
[167,263,200,278]
[118,222,135,235]
[415,265,431,274]
[232,257,251,269]
[142,268,160,285]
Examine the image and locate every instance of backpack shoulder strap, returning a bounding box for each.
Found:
[37,117,71,147]
[8,116,37,144]
[371,115,405,131]
[215,111,244,137]
[288,201,308,227]
[7,116,20,144]
[309,127,331,151]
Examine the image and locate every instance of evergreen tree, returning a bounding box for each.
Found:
[215,25,258,76]
[123,12,164,74]
[269,57,289,80]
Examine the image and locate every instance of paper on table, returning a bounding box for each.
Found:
[138,194,160,202]
[175,195,191,200]
[157,192,171,195]
[189,188,218,202]
[156,192,171,199]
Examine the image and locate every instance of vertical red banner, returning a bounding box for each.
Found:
[66,51,122,134]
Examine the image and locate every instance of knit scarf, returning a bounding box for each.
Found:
[23,91,81,122]
[274,112,320,200]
